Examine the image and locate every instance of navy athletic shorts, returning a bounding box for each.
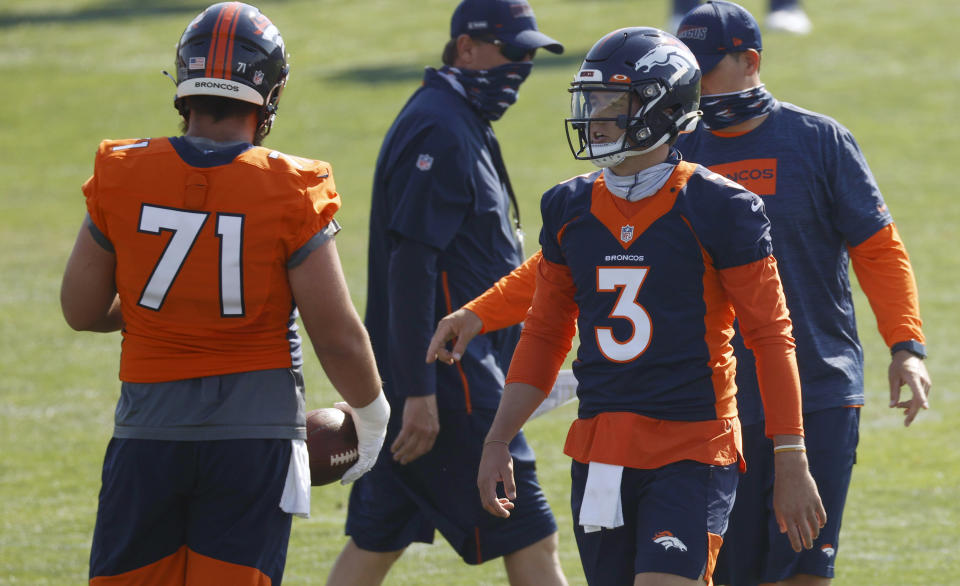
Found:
[345,407,557,564]
[713,406,860,584]
[572,459,738,585]
[89,438,293,584]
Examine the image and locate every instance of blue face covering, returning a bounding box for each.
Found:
[441,62,533,121]
[699,84,775,130]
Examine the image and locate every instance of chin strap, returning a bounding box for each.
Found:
[590,132,673,169]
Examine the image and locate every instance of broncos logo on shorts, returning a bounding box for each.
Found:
[652,530,689,552]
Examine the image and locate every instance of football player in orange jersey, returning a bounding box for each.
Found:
[60,3,389,585]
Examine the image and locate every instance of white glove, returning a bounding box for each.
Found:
[339,390,390,484]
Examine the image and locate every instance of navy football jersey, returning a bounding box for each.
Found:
[538,160,771,422]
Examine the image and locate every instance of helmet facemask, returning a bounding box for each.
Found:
[253,64,288,144]
[566,79,695,168]
[564,28,703,169]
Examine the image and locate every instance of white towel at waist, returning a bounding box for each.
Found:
[280,439,311,519]
[578,461,624,533]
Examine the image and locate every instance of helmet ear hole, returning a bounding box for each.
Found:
[632,127,652,143]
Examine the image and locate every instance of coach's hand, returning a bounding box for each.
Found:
[478,439,516,518]
[889,350,931,427]
[390,394,439,465]
[426,308,483,365]
[773,449,827,552]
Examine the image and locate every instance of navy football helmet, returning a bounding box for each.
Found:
[566,27,702,168]
[174,2,289,141]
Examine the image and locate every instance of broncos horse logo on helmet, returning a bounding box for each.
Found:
[634,43,698,85]
[173,2,289,143]
[565,27,702,168]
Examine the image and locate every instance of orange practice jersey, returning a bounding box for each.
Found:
[83,137,339,382]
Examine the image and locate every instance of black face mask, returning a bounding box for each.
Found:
[699,84,775,130]
[441,62,533,121]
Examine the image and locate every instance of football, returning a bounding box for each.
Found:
[306,407,359,486]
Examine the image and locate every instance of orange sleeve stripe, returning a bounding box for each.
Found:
[718,256,804,437]
[699,253,739,421]
[474,526,483,564]
[704,532,724,586]
[849,223,925,347]
[679,214,739,421]
[463,251,540,333]
[504,256,577,395]
[442,271,472,413]
[556,216,579,245]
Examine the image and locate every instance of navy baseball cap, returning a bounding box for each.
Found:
[451,0,564,54]
[676,0,761,74]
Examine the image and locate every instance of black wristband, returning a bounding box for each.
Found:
[891,340,926,359]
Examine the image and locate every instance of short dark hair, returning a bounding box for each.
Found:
[176,95,260,136]
[181,95,258,122]
[441,38,458,66]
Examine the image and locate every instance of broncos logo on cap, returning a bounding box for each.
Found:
[634,44,697,85]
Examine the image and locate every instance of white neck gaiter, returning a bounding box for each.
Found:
[602,163,675,202]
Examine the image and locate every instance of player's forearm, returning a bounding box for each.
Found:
[485,382,546,443]
[291,239,383,407]
[87,296,124,332]
[311,319,383,408]
[63,294,123,333]
[61,218,124,333]
[770,435,811,482]
[849,223,925,348]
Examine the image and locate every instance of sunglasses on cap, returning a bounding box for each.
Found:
[473,35,536,62]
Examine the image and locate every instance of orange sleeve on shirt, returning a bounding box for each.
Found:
[849,223,925,347]
[463,250,541,333]
[718,256,804,438]
[504,256,578,395]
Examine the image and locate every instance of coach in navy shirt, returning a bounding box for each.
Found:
[676,2,931,584]
[327,1,568,585]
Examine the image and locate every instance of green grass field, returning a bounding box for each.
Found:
[1,0,958,583]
